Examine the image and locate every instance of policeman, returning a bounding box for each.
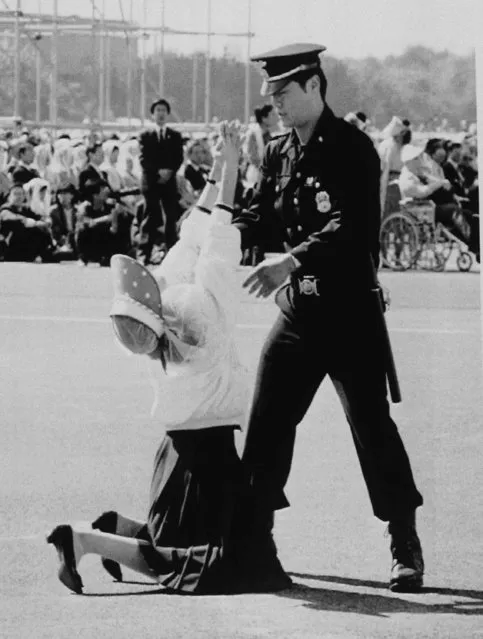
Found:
[234,44,424,592]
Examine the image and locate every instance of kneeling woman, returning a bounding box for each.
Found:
[47,123,291,596]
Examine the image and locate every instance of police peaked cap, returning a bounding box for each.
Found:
[251,43,326,96]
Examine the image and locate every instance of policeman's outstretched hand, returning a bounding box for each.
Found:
[243,254,298,298]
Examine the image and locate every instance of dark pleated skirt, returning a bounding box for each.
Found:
[138,426,250,594]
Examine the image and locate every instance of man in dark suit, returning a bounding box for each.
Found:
[11,143,39,186]
[137,98,184,265]
[78,143,107,201]
[234,44,424,593]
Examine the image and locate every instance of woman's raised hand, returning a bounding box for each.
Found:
[222,120,242,166]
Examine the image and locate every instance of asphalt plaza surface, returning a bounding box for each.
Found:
[0,261,482,638]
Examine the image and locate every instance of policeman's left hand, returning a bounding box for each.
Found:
[243,254,297,298]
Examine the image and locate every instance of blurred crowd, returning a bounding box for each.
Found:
[0,107,479,266]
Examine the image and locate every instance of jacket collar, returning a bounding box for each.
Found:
[280,104,337,157]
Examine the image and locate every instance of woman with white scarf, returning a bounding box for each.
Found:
[100,140,124,193]
[24,177,51,220]
[47,140,76,192]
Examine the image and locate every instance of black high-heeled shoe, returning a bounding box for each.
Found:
[91,511,123,582]
[46,525,83,594]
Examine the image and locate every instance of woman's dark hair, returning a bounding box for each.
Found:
[424,138,444,157]
[254,104,274,124]
[401,129,412,145]
[293,68,328,100]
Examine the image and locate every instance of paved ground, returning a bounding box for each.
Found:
[0,261,482,638]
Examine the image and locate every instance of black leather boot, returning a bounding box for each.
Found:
[388,514,424,592]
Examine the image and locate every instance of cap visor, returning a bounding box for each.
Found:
[261,78,289,97]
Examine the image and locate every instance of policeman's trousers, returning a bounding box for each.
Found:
[242,299,424,523]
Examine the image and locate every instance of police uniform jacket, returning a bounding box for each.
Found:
[234,105,381,311]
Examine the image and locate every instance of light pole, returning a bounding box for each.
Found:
[192,53,198,121]
[204,0,211,124]
[50,0,58,126]
[140,0,148,125]
[126,0,133,124]
[244,0,252,124]
[98,0,106,122]
[14,0,21,117]
[35,34,42,123]
[159,0,165,96]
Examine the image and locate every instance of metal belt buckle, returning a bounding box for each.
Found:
[298,275,320,296]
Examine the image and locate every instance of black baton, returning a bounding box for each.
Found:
[369,256,402,404]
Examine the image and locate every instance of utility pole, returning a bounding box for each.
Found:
[126,0,133,124]
[244,0,252,124]
[140,0,148,125]
[14,0,21,117]
[50,0,58,126]
[192,53,198,121]
[159,0,165,96]
[204,0,211,124]
[105,26,111,120]
[98,0,105,122]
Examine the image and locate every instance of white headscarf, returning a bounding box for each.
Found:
[24,177,51,218]
[117,139,141,182]
[33,143,52,178]
[101,140,123,192]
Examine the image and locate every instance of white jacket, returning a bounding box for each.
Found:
[148,207,249,432]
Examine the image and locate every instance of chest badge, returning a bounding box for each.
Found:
[315,190,331,213]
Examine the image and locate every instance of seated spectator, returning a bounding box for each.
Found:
[100,140,123,193]
[459,150,478,214]
[0,183,57,262]
[399,145,478,256]
[71,143,87,187]
[49,183,79,260]
[176,173,197,214]
[117,140,143,214]
[443,143,467,201]
[75,180,132,266]
[33,143,53,180]
[182,140,209,195]
[24,178,51,220]
[47,140,76,193]
[78,143,106,201]
[423,138,446,179]
[11,142,39,186]
[0,141,11,206]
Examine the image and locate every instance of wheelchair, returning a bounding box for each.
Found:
[380,183,475,272]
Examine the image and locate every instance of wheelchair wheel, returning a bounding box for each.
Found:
[380,213,419,271]
[456,251,473,272]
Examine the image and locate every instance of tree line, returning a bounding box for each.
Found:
[0,45,476,129]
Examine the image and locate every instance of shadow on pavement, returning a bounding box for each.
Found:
[280,573,483,617]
